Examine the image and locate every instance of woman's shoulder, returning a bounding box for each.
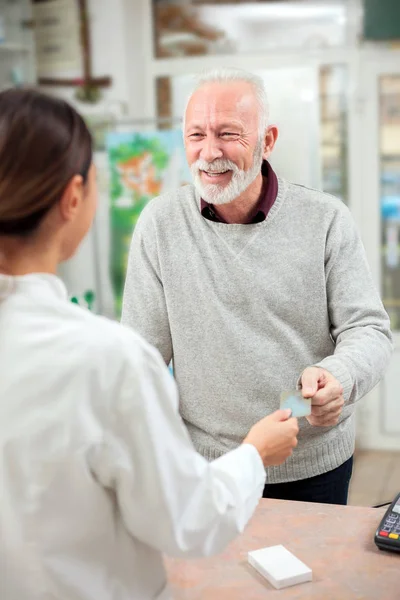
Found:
[67,306,164,375]
[68,309,172,419]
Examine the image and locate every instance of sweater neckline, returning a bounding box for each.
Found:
[195,176,287,230]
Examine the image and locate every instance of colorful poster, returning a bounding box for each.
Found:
[106,130,191,316]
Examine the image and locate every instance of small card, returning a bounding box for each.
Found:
[280,390,311,418]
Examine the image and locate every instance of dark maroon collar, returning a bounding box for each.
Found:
[200,160,278,224]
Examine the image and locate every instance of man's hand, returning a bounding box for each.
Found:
[301,367,344,427]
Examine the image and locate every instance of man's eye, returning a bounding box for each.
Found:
[221,133,238,138]
[189,133,203,138]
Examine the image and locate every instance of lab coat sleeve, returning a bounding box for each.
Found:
[89,339,266,558]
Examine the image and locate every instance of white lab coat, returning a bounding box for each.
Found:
[0,273,266,600]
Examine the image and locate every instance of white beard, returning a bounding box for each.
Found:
[190,140,264,206]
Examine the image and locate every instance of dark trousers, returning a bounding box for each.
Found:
[263,456,354,505]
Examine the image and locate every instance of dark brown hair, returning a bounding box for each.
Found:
[0,88,92,236]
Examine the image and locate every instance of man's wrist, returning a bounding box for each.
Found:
[313,359,353,402]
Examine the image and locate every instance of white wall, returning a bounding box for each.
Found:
[256,67,322,189]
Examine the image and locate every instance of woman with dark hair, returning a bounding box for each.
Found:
[0,89,298,600]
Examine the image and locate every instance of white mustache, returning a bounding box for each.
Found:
[192,158,240,174]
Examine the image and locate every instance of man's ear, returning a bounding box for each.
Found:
[263,125,279,159]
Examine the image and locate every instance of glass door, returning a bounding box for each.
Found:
[360,53,400,443]
[379,74,400,330]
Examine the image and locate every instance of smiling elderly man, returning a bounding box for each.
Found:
[121,68,392,505]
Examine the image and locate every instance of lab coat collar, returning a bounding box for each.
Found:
[0,273,68,302]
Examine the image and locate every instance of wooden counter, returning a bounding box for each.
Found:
[166,499,399,599]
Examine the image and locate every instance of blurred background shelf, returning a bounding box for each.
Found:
[0,42,30,52]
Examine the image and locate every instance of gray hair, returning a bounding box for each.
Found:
[183,68,269,138]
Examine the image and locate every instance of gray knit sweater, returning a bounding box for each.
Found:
[121,178,393,483]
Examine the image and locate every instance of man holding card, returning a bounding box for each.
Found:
[122,68,393,505]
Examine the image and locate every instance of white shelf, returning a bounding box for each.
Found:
[0,42,30,53]
[150,47,354,78]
